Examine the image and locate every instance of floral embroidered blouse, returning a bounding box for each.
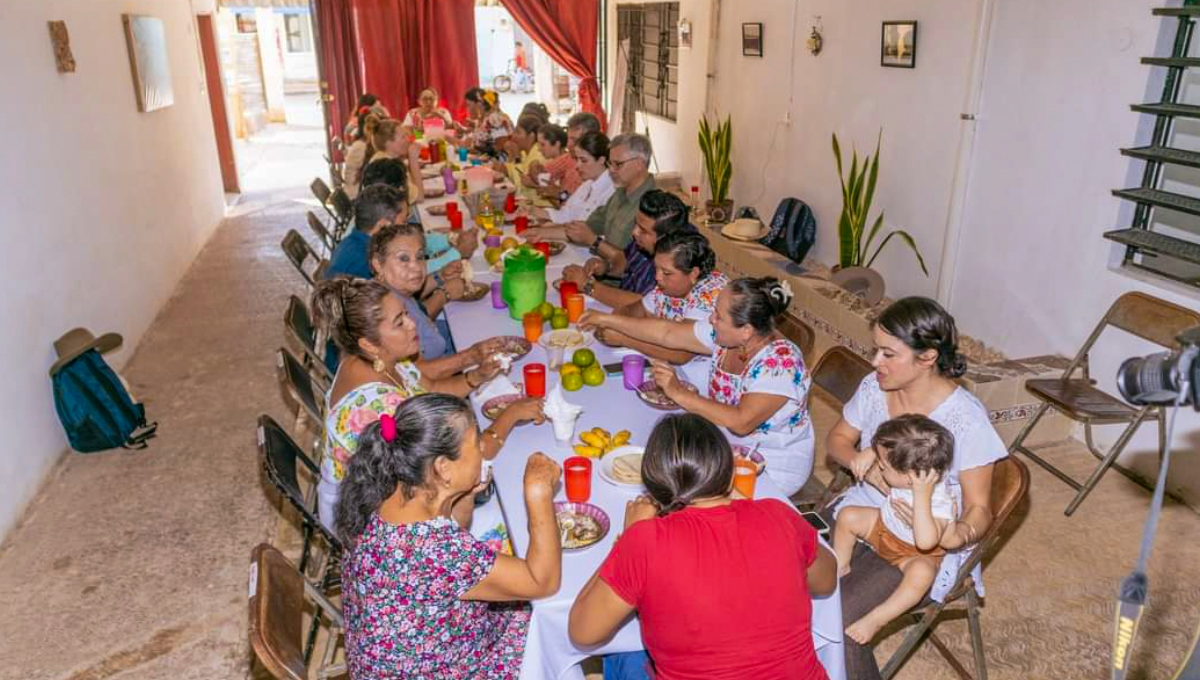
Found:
[342,515,531,680]
[322,361,425,483]
[692,318,815,496]
[641,271,729,322]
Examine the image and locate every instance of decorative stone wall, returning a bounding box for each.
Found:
[703,229,1074,446]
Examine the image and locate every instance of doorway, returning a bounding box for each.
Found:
[197,14,239,194]
[474,1,581,123]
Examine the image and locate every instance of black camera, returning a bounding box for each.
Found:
[1116,326,1200,407]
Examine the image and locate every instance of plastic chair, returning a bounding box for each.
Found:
[284,296,334,386]
[795,346,875,511]
[305,211,336,254]
[281,230,322,288]
[248,542,344,679]
[881,456,1030,680]
[1008,292,1200,515]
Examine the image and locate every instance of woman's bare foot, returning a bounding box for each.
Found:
[845,611,888,645]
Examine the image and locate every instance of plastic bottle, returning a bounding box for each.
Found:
[690,185,701,213]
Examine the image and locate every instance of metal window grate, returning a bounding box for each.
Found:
[617,2,679,124]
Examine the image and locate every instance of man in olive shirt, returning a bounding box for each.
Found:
[564,133,656,250]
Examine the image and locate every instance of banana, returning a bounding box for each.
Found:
[573,445,602,458]
[612,430,631,447]
[580,432,605,448]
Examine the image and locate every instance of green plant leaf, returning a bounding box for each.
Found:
[838,210,856,269]
[865,229,929,276]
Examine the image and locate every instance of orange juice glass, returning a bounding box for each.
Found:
[522,312,543,343]
[566,293,586,323]
[732,458,758,498]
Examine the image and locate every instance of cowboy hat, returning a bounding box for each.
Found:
[830,266,886,306]
[721,217,770,242]
[49,328,122,377]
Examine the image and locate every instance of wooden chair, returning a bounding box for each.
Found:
[881,456,1030,680]
[1008,292,1200,516]
[281,230,321,288]
[777,313,816,360]
[310,177,339,226]
[285,296,334,386]
[795,346,875,510]
[248,542,344,679]
[305,211,336,255]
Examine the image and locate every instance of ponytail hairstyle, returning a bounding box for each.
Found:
[641,413,734,515]
[727,277,793,335]
[359,112,383,156]
[371,118,402,154]
[873,296,968,378]
[654,231,716,280]
[335,393,476,546]
[310,277,391,361]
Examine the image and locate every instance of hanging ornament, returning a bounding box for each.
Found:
[807,16,824,56]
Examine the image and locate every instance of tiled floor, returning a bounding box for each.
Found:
[1,122,1198,679]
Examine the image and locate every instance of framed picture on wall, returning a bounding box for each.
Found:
[881,21,917,68]
[742,22,763,57]
[122,14,174,111]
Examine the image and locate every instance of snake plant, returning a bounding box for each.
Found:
[699,115,732,204]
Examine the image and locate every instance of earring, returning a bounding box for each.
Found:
[373,357,386,373]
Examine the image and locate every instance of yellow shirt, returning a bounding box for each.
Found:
[506,146,550,206]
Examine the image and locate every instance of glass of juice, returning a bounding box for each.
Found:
[733,458,758,499]
[522,312,543,343]
[563,456,593,503]
[565,293,586,324]
[523,363,547,398]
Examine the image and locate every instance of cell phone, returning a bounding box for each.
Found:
[603,362,624,376]
[801,511,831,536]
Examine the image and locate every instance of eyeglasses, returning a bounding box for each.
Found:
[607,157,642,170]
[388,250,428,265]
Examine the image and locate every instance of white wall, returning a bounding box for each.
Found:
[0,0,225,540]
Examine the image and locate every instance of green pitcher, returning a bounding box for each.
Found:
[500,246,547,320]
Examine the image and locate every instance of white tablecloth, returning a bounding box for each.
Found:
[426,193,846,680]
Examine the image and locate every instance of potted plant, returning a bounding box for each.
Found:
[831,131,928,301]
[699,114,734,224]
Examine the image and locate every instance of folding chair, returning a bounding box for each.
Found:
[1008,292,1200,516]
[795,346,875,510]
[305,211,336,254]
[310,177,339,226]
[248,542,344,678]
[281,230,322,288]
[329,188,354,241]
[777,313,816,360]
[285,295,334,386]
[257,416,343,659]
[881,456,1030,680]
[276,347,326,426]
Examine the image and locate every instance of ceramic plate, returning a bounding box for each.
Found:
[636,379,697,411]
[481,388,524,420]
[554,502,611,551]
[538,329,593,351]
[599,446,646,490]
[459,282,489,302]
[427,204,450,216]
[494,336,533,358]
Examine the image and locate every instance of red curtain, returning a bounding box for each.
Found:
[499,0,606,128]
[350,0,479,122]
[314,0,362,149]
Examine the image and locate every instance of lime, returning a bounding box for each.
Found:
[562,371,584,391]
[572,348,596,368]
[537,301,555,319]
[582,363,605,386]
[550,313,569,330]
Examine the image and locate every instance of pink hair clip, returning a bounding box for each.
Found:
[379,414,397,442]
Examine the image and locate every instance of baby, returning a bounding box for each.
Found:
[833,413,956,644]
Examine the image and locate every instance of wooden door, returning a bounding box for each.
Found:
[196,14,239,193]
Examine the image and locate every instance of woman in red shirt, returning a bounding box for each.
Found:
[569,414,838,680]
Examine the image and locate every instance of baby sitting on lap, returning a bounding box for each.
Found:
[833,413,956,644]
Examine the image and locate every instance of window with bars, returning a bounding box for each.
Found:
[617,2,680,123]
[283,14,312,53]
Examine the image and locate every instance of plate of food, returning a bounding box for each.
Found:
[554,502,610,551]
[481,387,524,421]
[599,446,645,489]
[420,167,441,179]
[493,335,533,358]
[538,329,593,351]
[423,184,446,199]
[732,444,767,476]
[459,281,490,302]
[427,204,450,216]
[527,240,566,256]
[636,379,698,411]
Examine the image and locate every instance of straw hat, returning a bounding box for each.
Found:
[49,327,122,377]
[721,218,769,242]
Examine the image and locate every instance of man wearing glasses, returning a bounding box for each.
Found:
[563,133,656,252]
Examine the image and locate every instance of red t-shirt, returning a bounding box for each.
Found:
[599,499,829,680]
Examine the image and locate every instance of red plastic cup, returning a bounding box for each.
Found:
[504,192,517,214]
[559,281,579,308]
[445,201,459,216]
[515,215,529,234]
[448,211,463,231]
[563,456,593,503]
[523,362,547,398]
[533,242,552,261]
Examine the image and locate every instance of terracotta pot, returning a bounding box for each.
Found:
[830,265,886,305]
[705,199,735,225]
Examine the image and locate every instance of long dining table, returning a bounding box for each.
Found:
[418,186,846,680]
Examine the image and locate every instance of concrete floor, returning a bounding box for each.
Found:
[1,112,1198,680]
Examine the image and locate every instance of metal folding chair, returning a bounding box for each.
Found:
[248,542,344,678]
[305,211,336,254]
[276,347,326,426]
[310,177,339,226]
[329,188,354,241]
[795,346,875,510]
[1008,292,1200,515]
[281,230,322,288]
[881,457,1030,680]
[285,296,334,386]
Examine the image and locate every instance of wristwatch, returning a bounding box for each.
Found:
[588,234,606,256]
[583,277,596,297]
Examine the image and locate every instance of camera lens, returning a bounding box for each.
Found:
[1117,352,1180,405]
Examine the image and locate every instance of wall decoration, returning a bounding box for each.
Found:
[48,21,76,73]
[122,14,175,112]
[881,21,917,68]
[807,16,823,56]
[742,22,763,58]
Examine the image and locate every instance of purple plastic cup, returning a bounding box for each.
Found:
[622,355,646,390]
[484,234,501,248]
[490,281,506,309]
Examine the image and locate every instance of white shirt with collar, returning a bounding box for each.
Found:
[547,171,616,224]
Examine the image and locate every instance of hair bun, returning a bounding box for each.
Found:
[940,351,968,379]
[764,278,793,315]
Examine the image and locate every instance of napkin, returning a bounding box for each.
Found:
[461,260,475,283]
[545,384,583,443]
[475,374,520,403]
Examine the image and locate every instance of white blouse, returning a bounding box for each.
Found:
[547,172,616,224]
[834,372,1007,602]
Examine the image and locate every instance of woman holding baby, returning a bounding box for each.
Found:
[824,296,1007,679]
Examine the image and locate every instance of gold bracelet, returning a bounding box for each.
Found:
[482,427,504,448]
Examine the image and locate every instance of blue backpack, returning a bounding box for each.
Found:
[52,350,157,452]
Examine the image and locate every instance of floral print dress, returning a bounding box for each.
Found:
[342,515,531,680]
[692,318,814,496]
[643,271,729,385]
